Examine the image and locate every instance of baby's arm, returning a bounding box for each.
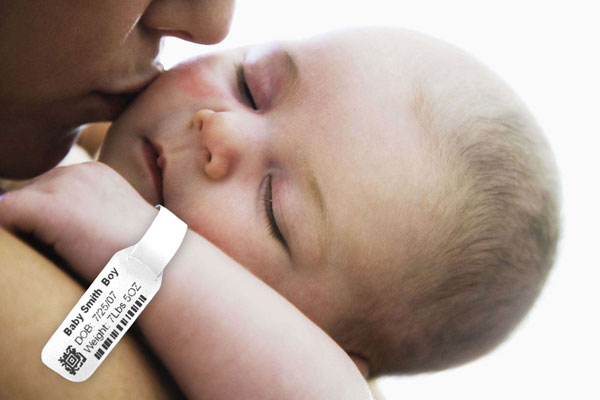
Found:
[137,229,371,399]
[0,162,372,400]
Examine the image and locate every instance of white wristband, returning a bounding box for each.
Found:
[41,205,187,382]
[130,205,188,278]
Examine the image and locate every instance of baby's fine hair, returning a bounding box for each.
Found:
[364,33,561,376]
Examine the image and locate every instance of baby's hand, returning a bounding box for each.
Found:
[0,162,157,281]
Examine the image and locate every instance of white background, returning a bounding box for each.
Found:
[158,1,600,398]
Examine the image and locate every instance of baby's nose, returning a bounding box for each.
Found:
[193,109,215,132]
[193,109,242,181]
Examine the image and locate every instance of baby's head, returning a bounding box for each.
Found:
[100,28,560,377]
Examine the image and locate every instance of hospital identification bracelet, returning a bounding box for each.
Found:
[41,205,187,382]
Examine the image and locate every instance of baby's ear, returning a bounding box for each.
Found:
[348,352,370,378]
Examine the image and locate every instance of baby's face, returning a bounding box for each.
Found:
[101,30,430,354]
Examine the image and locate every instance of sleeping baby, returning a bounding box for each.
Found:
[0,28,560,398]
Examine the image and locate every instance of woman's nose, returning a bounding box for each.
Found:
[142,0,235,44]
[193,109,247,181]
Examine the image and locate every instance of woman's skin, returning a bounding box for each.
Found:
[0,0,234,396]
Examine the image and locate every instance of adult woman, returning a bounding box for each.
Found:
[0,1,234,397]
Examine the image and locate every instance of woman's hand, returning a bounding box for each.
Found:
[0,162,157,281]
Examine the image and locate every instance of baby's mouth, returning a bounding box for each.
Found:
[142,139,164,206]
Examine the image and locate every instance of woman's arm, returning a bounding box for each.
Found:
[0,229,183,399]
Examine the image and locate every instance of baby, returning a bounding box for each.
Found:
[0,27,560,396]
[99,27,560,375]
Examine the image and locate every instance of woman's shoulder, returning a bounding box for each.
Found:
[0,228,38,259]
[0,227,183,399]
[0,228,75,285]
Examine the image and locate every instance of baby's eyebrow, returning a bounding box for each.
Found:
[306,168,326,221]
[281,47,299,92]
[299,164,330,268]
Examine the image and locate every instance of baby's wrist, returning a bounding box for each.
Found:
[80,203,160,282]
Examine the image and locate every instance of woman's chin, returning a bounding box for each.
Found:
[0,132,76,180]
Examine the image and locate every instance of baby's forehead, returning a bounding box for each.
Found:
[305,28,483,105]
[306,29,447,77]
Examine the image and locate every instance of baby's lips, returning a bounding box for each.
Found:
[142,139,165,205]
